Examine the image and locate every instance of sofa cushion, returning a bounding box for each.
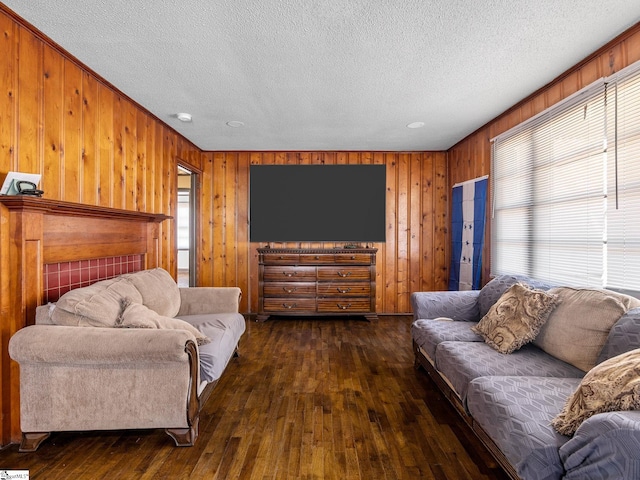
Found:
[472,283,558,354]
[467,376,579,480]
[477,274,555,318]
[435,341,584,404]
[123,268,181,317]
[552,348,640,436]
[410,290,480,322]
[51,277,143,327]
[533,287,640,372]
[411,319,482,361]
[177,313,247,382]
[597,307,640,364]
[117,301,210,345]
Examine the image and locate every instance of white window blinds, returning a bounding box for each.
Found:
[492,81,606,287]
[606,65,640,292]
[492,60,640,293]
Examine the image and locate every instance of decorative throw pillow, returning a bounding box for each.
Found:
[552,348,640,436]
[472,283,559,354]
[533,287,640,372]
[116,299,211,345]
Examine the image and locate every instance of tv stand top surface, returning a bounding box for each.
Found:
[257,247,377,255]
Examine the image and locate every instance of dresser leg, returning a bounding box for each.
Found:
[256,314,270,322]
[364,314,378,321]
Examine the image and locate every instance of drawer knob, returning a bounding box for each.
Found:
[315,256,320,260]
[351,256,356,260]
[283,287,297,293]
[337,271,351,277]
[337,287,351,293]
[337,303,352,310]
[283,271,297,277]
[282,303,296,309]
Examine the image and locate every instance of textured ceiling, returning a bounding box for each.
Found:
[4,1,640,151]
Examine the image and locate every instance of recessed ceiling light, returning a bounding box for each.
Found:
[176,113,192,122]
[407,121,425,129]
[226,121,245,128]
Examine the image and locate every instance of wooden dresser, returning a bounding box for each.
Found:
[257,247,377,321]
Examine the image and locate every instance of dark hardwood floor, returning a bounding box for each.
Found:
[1,315,509,480]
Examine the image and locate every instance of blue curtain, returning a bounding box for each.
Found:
[449,176,488,291]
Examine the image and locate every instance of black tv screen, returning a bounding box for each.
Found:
[250,164,386,243]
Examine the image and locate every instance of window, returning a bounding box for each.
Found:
[491,61,640,293]
[606,68,640,292]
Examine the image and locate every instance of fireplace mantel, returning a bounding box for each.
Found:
[0,196,171,221]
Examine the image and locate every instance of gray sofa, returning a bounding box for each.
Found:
[411,274,640,480]
[9,268,246,452]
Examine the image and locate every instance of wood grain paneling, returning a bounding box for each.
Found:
[0,11,16,449]
[199,151,449,316]
[448,21,640,286]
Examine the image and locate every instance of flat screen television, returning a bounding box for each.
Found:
[250,164,386,243]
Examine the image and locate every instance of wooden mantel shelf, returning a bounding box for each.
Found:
[0,196,171,222]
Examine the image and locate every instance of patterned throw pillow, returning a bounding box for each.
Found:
[472,283,559,354]
[552,348,640,436]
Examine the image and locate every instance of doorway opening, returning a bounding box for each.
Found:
[177,165,198,287]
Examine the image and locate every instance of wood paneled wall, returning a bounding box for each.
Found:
[0,7,203,262]
[448,22,640,285]
[198,151,449,315]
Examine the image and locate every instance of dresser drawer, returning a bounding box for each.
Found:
[262,253,300,264]
[263,282,316,297]
[334,253,372,264]
[263,266,316,281]
[299,253,334,264]
[317,266,371,281]
[317,298,371,313]
[263,298,316,313]
[317,282,370,297]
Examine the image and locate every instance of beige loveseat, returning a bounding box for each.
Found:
[9,268,246,452]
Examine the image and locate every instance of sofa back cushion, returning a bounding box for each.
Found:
[51,277,143,327]
[123,268,181,317]
[597,307,640,364]
[533,287,640,372]
[478,274,555,318]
